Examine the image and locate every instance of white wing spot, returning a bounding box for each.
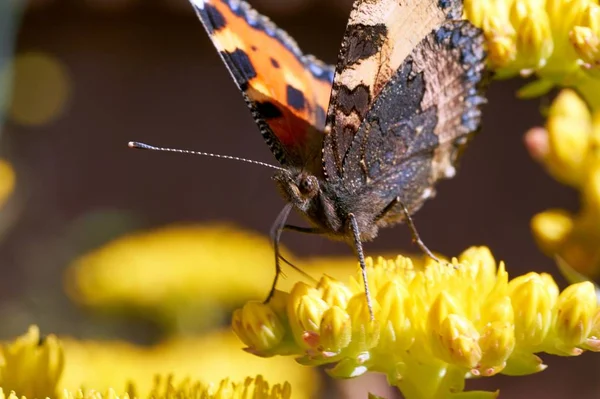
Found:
[189,0,206,9]
[444,166,456,179]
[422,187,435,200]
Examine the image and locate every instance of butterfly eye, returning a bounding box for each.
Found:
[298,175,318,196]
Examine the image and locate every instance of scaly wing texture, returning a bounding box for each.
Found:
[190,0,334,170]
[343,20,487,222]
[322,0,469,181]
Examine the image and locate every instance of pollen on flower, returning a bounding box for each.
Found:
[232,247,600,399]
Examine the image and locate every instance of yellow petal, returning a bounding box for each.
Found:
[232,301,285,353]
[531,209,574,254]
[554,281,597,347]
[319,306,352,353]
[545,89,592,186]
[508,273,557,349]
[287,283,329,350]
[0,325,63,399]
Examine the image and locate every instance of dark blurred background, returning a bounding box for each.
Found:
[1,0,597,398]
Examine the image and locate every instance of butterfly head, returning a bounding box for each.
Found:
[273,169,321,212]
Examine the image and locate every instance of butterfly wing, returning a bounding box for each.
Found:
[323,0,487,214]
[189,0,334,170]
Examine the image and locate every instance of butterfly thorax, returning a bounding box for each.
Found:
[273,169,384,242]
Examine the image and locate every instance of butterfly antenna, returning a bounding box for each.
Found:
[128,141,286,172]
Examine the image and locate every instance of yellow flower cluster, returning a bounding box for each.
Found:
[0,377,289,399]
[0,327,295,399]
[65,224,283,329]
[59,330,316,398]
[464,0,600,108]
[527,89,600,279]
[233,247,600,399]
[145,375,290,399]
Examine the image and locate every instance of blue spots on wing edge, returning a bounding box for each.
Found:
[434,21,487,135]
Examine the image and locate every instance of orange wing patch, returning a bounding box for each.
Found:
[191,0,334,168]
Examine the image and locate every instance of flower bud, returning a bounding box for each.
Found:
[232,302,285,353]
[555,282,597,347]
[319,306,352,354]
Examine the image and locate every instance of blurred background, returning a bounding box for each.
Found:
[0,0,596,398]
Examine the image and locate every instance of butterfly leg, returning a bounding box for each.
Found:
[378,197,441,263]
[348,213,375,320]
[273,224,323,275]
[266,204,294,303]
[279,225,321,283]
[397,199,440,263]
[266,206,321,303]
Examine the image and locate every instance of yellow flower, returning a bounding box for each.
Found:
[145,375,291,399]
[535,89,593,186]
[65,224,295,330]
[232,247,600,399]
[0,327,307,399]
[0,377,289,399]
[3,52,71,126]
[0,325,63,399]
[1,376,290,399]
[60,330,317,399]
[65,222,414,332]
[527,89,600,279]
[572,2,600,70]
[464,0,600,109]
[0,160,15,211]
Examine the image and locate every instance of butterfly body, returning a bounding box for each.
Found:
[186,0,487,305]
[273,19,486,244]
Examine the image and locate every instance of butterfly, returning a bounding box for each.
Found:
[139,0,487,315]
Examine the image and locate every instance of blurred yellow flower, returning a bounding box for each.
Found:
[233,247,600,399]
[65,223,410,332]
[3,51,71,126]
[0,160,15,210]
[62,375,288,399]
[65,224,296,329]
[1,377,290,399]
[0,327,309,399]
[61,329,317,399]
[464,0,600,108]
[526,89,600,279]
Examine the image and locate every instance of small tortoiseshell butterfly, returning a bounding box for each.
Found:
[135,0,487,314]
